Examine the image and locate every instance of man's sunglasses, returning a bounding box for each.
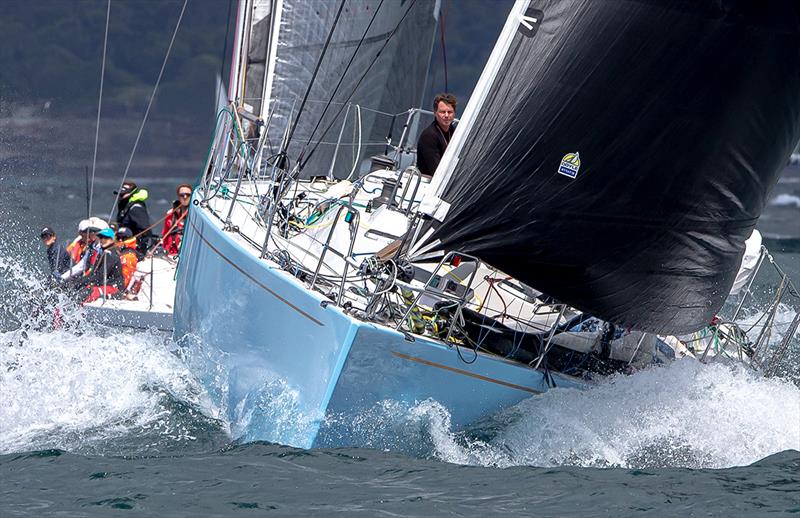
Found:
[179,192,192,198]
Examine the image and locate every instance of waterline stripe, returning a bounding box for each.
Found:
[391,351,543,394]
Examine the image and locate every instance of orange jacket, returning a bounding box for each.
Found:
[66,237,86,264]
[117,239,139,288]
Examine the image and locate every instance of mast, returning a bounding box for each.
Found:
[228,0,251,105]
[259,0,283,119]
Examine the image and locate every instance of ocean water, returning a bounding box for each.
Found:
[1,175,799,516]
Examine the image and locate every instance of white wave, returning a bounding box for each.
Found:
[232,376,317,447]
[0,253,226,455]
[737,304,800,348]
[320,398,487,456]
[769,193,800,208]
[0,255,49,294]
[175,332,318,448]
[425,360,800,469]
[0,327,221,454]
[3,255,797,464]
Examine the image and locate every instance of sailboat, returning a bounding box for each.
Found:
[174,0,800,448]
[82,253,177,331]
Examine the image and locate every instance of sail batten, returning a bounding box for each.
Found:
[415,0,800,334]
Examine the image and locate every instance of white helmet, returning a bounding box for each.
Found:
[78,219,91,232]
[86,216,110,231]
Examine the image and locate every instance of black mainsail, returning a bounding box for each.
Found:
[414,0,800,334]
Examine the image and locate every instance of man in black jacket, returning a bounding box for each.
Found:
[416,93,457,177]
[114,181,152,255]
[40,226,72,276]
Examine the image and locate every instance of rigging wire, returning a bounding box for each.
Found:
[89,0,111,217]
[281,0,347,156]
[439,0,449,92]
[301,0,385,152]
[108,0,188,221]
[84,166,90,217]
[299,0,420,171]
[346,104,362,180]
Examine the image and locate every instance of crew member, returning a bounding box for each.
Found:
[114,181,152,256]
[416,93,457,177]
[60,217,108,282]
[116,227,140,293]
[66,219,90,264]
[238,106,263,158]
[161,184,192,256]
[40,227,72,276]
[75,227,124,303]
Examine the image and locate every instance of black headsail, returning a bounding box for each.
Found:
[414,0,800,334]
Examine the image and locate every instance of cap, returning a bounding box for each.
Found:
[40,226,55,238]
[78,219,91,232]
[116,227,133,239]
[113,181,137,196]
[86,216,110,232]
[97,228,115,239]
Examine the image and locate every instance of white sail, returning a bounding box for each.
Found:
[730,230,763,296]
[231,0,439,178]
[228,0,278,117]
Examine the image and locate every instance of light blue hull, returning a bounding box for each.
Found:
[175,207,586,449]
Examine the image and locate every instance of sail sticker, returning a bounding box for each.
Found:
[558,152,581,179]
[518,8,543,37]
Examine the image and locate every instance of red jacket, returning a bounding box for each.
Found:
[161,207,187,255]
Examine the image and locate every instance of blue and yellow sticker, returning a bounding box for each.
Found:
[558,152,581,179]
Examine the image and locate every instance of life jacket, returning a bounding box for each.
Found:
[118,247,139,289]
[161,207,187,255]
[83,242,102,277]
[88,247,124,289]
[118,237,138,255]
[117,189,150,222]
[117,190,152,254]
[66,237,86,264]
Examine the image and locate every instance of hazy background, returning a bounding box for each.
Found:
[0,0,509,181]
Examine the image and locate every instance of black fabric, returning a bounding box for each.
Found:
[116,199,152,255]
[425,0,800,334]
[74,247,124,290]
[46,242,72,275]
[116,201,151,236]
[416,120,455,176]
